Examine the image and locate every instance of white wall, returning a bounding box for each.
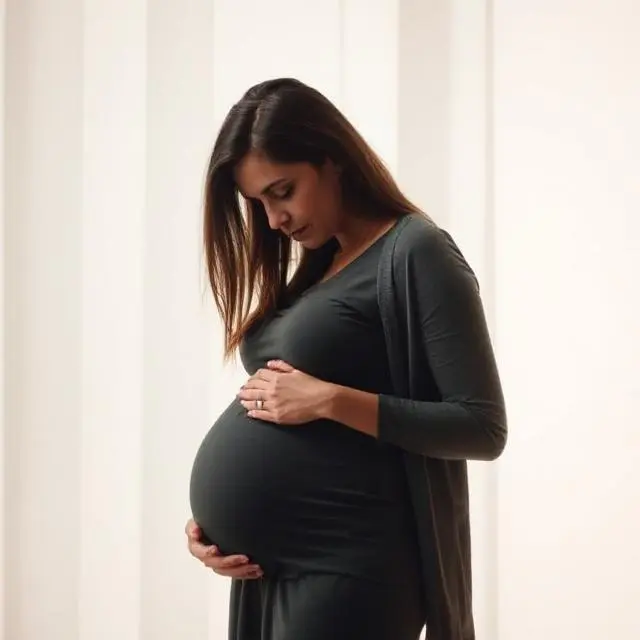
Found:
[0,0,5,634]
[3,1,639,639]
[493,1,640,638]
[5,3,83,639]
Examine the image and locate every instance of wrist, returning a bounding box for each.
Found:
[316,383,379,438]
[317,382,341,420]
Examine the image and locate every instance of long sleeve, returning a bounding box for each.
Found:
[377,221,507,461]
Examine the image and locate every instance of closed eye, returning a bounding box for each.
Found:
[271,184,294,200]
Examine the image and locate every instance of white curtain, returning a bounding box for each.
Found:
[2,1,639,639]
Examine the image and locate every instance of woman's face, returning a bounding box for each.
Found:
[234,151,343,249]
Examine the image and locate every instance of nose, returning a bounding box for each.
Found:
[264,203,289,231]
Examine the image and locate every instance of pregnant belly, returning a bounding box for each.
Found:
[189,399,401,577]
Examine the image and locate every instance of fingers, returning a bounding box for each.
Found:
[253,368,277,382]
[239,398,273,418]
[185,519,263,579]
[215,564,264,579]
[242,376,269,390]
[187,537,263,578]
[237,382,272,416]
[188,538,216,560]
[185,520,216,561]
[211,552,251,569]
[204,550,264,579]
[245,408,273,422]
[237,387,268,402]
[267,360,295,373]
[185,518,200,539]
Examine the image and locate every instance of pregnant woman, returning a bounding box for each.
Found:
[186,78,507,640]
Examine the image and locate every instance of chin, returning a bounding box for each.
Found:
[299,237,323,250]
[303,232,336,250]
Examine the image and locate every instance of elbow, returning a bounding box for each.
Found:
[465,400,507,461]
[482,427,507,461]
[478,414,508,461]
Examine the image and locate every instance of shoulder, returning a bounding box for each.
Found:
[387,213,474,283]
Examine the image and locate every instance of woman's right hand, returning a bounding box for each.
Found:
[185,518,264,579]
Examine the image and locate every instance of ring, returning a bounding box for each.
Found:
[255,399,264,411]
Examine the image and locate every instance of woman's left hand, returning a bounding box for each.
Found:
[238,360,334,425]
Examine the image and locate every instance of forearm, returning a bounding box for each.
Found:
[318,382,505,460]
[320,383,380,438]
[378,394,506,461]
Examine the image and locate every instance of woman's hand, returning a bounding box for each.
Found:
[184,519,263,579]
[238,360,335,425]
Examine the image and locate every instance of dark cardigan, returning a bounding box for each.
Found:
[377,213,507,640]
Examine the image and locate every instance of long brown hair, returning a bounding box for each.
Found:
[203,78,424,361]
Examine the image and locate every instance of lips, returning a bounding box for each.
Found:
[292,225,309,240]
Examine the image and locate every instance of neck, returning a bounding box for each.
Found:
[334,214,397,256]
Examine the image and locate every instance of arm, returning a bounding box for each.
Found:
[379,223,506,460]
[324,223,507,461]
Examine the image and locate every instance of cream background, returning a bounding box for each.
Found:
[2,1,639,638]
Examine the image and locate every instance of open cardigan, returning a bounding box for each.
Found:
[376,213,507,640]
